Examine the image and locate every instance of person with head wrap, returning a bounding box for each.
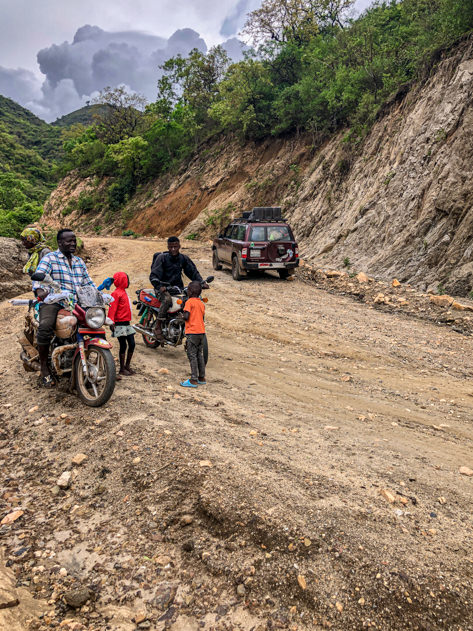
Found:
[20,226,51,276]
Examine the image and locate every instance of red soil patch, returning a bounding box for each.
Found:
[128,178,213,236]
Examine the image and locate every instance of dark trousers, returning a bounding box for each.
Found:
[37,302,62,347]
[118,334,136,354]
[158,291,173,319]
[186,334,205,381]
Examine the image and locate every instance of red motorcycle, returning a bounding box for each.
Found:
[12,272,116,406]
[132,276,213,363]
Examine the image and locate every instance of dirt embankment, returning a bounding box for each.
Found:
[0,237,30,301]
[1,237,473,631]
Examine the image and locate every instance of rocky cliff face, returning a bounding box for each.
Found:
[291,36,473,295]
[0,238,30,300]
[42,35,473,295]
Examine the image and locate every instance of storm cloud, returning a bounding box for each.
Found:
[0,24,245,122]
[220,0,253,37]
[0,67,42,107]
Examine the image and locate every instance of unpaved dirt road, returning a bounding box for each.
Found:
[1,237,473,631]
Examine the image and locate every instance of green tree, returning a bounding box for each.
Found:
[142,103,198,174]
[242,0,354,45]
[92,86,147,144]
[157,47,229,128]
[209,59,275,139]
[107,136,148,182]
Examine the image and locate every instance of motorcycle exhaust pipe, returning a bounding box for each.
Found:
[51,344,77,376]
[132,324,156,338]
[20,351,40,372]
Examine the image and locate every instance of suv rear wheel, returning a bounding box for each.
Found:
[278,269,290,279]
[232,256,243,281]
[212,249,222,271]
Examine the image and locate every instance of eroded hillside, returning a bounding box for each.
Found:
[42,36,473,295]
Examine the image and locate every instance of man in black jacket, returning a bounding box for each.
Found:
[149,236,207,342]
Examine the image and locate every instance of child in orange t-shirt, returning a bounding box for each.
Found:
[180,281,206,388]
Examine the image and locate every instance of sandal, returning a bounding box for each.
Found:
[39,374,56,388]
[197,380,207,385]
[180,379,198,388]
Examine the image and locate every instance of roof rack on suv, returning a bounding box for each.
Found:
[235,207,285,223]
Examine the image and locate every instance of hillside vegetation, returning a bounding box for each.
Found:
[0,95,62,237]
[3,0,473,247]
[54,0,473,221]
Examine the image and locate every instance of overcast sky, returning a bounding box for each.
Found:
[0,0,373,121]
[0,0,260,72]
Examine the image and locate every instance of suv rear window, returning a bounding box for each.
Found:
[249,225,291,241]
[268,225,291,241]
[250,226,266,241]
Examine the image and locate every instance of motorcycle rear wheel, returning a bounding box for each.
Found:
[142,312,160,348]
[74,347,116,407]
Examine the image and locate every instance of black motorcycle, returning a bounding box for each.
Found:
[132,276,214,363]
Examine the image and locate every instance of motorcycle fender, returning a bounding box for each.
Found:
[84,337,113,350]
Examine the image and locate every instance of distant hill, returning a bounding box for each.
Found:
[0,95,63,237]
[52,104,111,129]
[0,94,62,162]
[0,96,118,237]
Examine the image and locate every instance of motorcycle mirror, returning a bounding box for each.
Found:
[206,276,214,283]
[31,271,46,282]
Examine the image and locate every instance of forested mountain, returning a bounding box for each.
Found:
[0,95,62,161]
[0,95,62,237]
[51,104,110,129]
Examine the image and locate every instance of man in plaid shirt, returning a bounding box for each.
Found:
[33,228,96,387]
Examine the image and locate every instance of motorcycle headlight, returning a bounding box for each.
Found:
[85,307,105,329]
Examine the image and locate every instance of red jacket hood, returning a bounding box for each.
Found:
[113,271,129,289]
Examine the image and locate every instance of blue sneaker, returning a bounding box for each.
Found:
[180,379,198,388]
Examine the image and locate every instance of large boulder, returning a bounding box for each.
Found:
[0,238,30,301]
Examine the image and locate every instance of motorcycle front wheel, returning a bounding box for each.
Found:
[142,311,160,348]
[74,347,116,407]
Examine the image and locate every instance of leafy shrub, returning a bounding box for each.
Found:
[204,203,235,229]
[0,202,42,238]
[61,201,76,216]
[77,192,95,213]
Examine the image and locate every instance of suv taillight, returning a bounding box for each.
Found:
[242,248,248,259]
[295,247,299,258]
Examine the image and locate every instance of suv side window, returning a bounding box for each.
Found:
[250,226,266,241]
[229,225,239,239]
[224,225,234,238]
[235,224,246,241]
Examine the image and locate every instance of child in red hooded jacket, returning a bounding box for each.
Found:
[107,271,135,377]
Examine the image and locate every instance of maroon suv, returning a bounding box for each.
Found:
[212,207,299,280]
